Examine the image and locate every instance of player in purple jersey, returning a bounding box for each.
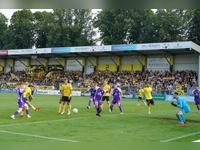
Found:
[87,83,97,109]
[93,84,106,117]
[109,83,123,114]
[11,82,31,119]
[192,85,200,112]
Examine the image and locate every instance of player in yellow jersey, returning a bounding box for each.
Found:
[143,83,156,114]
[101,81,111,111]
[137,86,147,106]
[59,78,73,115]
[20,84,40,117]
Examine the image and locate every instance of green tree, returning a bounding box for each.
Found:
[47,9,96,47]
[34,11,53,48]
[7,9,35,49]
[0,12,8,49]
[94,9,129,45]
[153,9,186,42]
[94,9,156,44]
[187,9,200,45]
[127,9,156,43]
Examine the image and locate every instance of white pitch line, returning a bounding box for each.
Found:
[193,139,200,142]
[0,116,94,128]
[0,110,175,128]
[0,130,78,142]
[160,131,200,142]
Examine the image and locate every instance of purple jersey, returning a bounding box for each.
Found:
[89,87,97,97]
[112,87,121,100]
[94,88,105,101]
[193,89,200,100]
[17,87,25,108]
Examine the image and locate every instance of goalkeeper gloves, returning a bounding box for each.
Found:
[171,102,177,107]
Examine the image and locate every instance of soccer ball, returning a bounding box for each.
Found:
[72,108,78,114]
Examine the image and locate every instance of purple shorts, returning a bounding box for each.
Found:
[18,101,25,108]
[93,99,102,106]
[194,99,200,105]
[111,99,120,104]
[90,96,94,101]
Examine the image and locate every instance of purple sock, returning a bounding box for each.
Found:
[26,109,29,115]
[14,111,19,116]
[95,105,98,111]
[118,104,123,113]
[88,100,91,107]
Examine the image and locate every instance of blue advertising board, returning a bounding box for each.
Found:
[112,44,136,51]
[0,88,16,93]
[51,47,71,53]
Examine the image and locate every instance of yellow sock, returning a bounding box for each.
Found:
[68,105,71,112]
[148,106,150,112]
[21,110,24,115]
[62,104,66,112]
[30,105,36,110]
[58,103,62,111]
[101,103,104,110]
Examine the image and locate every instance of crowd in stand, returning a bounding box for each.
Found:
[0,70,198,95]
[78,70,198,95]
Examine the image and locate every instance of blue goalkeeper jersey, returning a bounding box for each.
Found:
[176,97,190,109]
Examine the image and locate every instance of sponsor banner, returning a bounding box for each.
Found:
[165,95,194,102]
[122,94,133,99]
[81,92,90,96]
[34,48,51,54]
[36,90,81,96]
[51,47,71,53]
[0,88,16,93]
[66,59,82,70]
[136,42,191,50]
[133,94,166,100]
[112,44,136,51]
[0,50,8,55]
[8,49,34,55]
[71,45,111,52]
[147,58,169,69]
[92,45,111,52]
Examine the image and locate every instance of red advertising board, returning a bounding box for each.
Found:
[0,50,8,56]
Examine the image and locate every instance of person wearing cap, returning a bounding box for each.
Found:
[171,92,191,127]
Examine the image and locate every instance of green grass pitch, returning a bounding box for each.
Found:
[0,93,200,142]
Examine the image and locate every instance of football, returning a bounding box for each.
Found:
[72,108,78,114]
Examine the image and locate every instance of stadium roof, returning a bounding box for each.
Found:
[0,41,200,60]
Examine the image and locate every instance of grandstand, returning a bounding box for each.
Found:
[0,41,200,96]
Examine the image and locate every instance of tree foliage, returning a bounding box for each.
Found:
[0,9,200,50]
[0,12,8,49]
[47,9,96,47]
[187,9,200,45]
[34,11,53,48]
[7,9,35,49]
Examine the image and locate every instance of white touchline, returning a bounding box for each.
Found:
[160,131,200,142]
[0,130,78,142]
[193,139,200,142]
[0,110,175,128]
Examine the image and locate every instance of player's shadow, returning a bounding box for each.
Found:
[142,116,200,123]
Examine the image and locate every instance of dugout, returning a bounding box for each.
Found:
[0,41,200,85]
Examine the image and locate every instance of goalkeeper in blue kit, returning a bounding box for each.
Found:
[171,92,190,127]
